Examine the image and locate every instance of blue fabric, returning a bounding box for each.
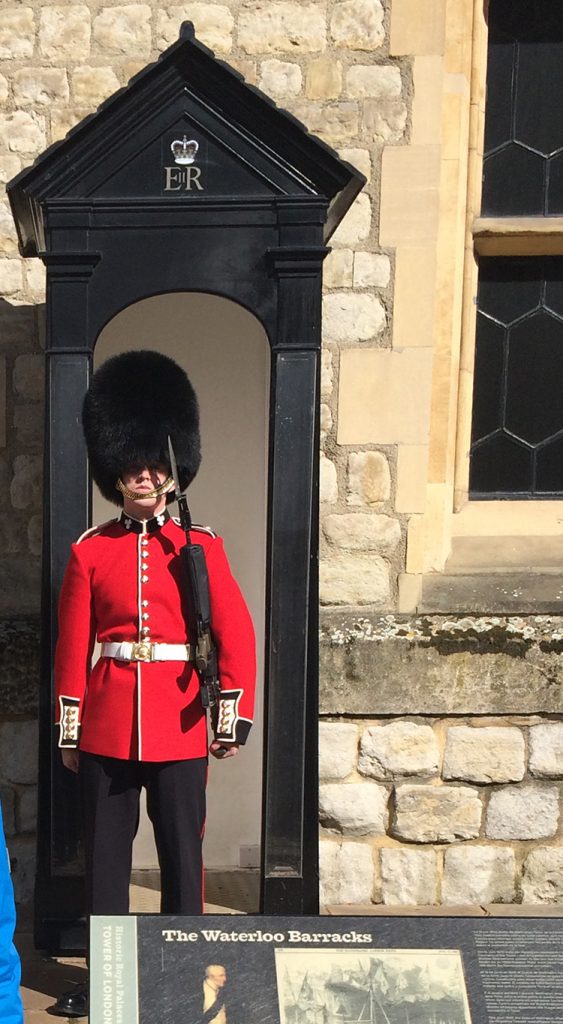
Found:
[0,802,23,1024]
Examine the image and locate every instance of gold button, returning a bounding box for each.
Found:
[141,575,149,583]
[142,613,149,621]
[142,600,149,607]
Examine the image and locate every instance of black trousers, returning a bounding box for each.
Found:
[79,752,207,916]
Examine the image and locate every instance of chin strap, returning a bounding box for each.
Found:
[116,476,174,501]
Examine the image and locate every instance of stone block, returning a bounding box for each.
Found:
[381,848,437,906]
[0,8,35,59]
[14,405,43,447]
[72,66,120,107]
[93,6,151,57]
[0,75,7,105]
[320,841,374,905]
[347,65,402,99]
[226,59,258,86]
[320,453,337,504]
[13,355,43,401]
[390,0,446,57]
[442,846,516,905]
[0,619,40,715]
[259,59,302,98]
[0,204,17,254]
[319,612,563,717]
[363,99,408,144]
[323,249,353,289]
[359,722,439,780]
[0,722,38,785]
[522,847,563,904]
[323,293,385,343]
[24,260,46,300]
[354,253,391,289]
[320,554,390,607]
[393,245,437,348]
[347,451,391,506]
[50,109,86,145]
[529,723,563,778]
[443,726,525,784]
[486,784,559,840]
[7,837,35,904]
[338,348,432,446]
[319,722,358,781]
[156,6,234,54]
[39,6,91,61]
[13,69,69,107]
[0,516,28,555]
[291,101,359,145]
[339,148,371,182]
[0,112,45,155]
[330,0,384,50]
[380,147,441,246]
[396,445,428,513]
[0,259,22,295]
[306,57,342,101]
[10,454,42,510]
[239,3,326,55]
[324,513,400,553]
[331,192,371,247]
[0,560,40,616]
[321,349,333,399]
[0,155,21,185]
[393,784,482,842]
[320,403,332,438]
[28,515,42,557]
[320,782,388,836]
[0,788,16,837]
[16,786,37,834]
[412,56,443,146]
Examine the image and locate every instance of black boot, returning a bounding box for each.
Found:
[49,980,89,1018]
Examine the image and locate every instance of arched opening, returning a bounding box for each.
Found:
[94,292,269,903]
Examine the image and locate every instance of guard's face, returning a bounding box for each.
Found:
[120,462,172,516]
[121,463,169,492]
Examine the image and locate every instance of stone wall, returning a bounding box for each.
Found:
[320,613,563,907]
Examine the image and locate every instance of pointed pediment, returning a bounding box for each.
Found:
[8,22,364,255]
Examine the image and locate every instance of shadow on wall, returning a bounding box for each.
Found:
[0,296,44,902]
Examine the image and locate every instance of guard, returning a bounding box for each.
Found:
[51,351,256,1017]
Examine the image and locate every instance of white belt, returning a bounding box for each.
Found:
[101,641,193,663]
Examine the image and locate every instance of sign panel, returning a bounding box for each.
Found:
[90,914,563,1024]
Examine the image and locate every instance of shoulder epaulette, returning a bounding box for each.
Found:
[172,518,217,539]
[192,523,217,539]
[75,519,118,545]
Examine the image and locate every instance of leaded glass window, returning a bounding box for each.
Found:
[470,1,563,497]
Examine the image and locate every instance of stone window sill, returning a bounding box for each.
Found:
[473,216,563,256]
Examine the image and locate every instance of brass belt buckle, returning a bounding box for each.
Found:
[131,641,153,662]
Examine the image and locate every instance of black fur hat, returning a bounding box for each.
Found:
[82,350,201,505]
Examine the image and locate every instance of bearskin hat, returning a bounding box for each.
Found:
[82,350,201,505]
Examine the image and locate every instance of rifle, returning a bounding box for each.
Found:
[167,436,221,715]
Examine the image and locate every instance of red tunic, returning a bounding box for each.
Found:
[54,511,256,761]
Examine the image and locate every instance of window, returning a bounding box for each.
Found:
[469,0,563,497]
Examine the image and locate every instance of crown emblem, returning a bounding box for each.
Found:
[170,136,199,165]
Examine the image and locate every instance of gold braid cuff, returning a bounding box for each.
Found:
[116,476,175,501]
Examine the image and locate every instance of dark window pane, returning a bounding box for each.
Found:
[536,437,563,493]
[470,257,563,496]
[470,434,532,495]
[479,258,542,325]
[547,152,563,214]
[482,145,545,216]
[483,32,515,154]
[484,1,563,214]
[515,43,563,156]
[470,314,505,442]
[506,311,563,443]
